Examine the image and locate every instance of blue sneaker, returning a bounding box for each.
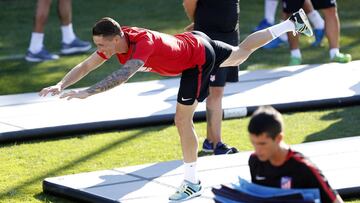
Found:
[311,28,325,47]
[214,142,239,155]
[202,139,214,153]
[25,48,59,62]
[169,180,202,202]
[61,37,91,55]
[253,18,273,32]
[263,37,288,49]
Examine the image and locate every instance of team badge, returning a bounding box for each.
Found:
[281,176,292,189]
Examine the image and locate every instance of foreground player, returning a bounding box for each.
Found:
[248,106,344,203]
[39,9,312,201]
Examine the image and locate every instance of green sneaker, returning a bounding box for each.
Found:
[289,9,313,37]
[288,56,302,66]
[169,180,202,202]
[332,53,352,63]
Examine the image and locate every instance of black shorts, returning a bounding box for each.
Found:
[282,0,336,13]
[177,31,233,105]
[194,0,240,86]
[311,0,336,10]
[282,0,305,13]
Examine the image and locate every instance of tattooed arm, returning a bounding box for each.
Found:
[39,52,105,97]
[86,59,144,95]
[60,59,144,100]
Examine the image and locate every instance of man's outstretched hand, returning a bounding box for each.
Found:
[39,84,63,97]
[59,90,90,100]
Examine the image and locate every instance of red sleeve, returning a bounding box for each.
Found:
[130,37,154,63]
[96,51,108,60]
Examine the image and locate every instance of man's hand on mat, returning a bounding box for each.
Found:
[60,90,90,100]
[39,84,63,97]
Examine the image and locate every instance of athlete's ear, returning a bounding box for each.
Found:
[275,133,284,144]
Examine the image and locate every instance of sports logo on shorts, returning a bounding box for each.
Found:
[210,75,216,82]
[281,176,292,189]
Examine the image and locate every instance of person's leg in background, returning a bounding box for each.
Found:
[316,1,351,63]
[254,0,290,49]
[58,0,91,55]
[26,0,60,62]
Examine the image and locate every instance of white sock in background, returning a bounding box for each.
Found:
[28,32,44,53]
[268,20,295,39]
[291,49,302,59]
[308,10,325,29]
[265,0,278,24]
[61,23,76,44]
[330,48,340,59]
[184,162,198,184]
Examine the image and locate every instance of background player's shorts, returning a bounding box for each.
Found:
[311,0,336,10]
[282,0,305,13]
[194,0,240,87]
[282,0,336,13]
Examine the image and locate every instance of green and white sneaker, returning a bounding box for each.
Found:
[288,56,302,66]
[169,180,202,202]
[289,9,313,37]
[332,53,352,63]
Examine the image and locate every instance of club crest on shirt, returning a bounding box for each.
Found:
[281,176,292,189]
[138,66,152,72]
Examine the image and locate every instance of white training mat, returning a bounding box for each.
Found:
[1,61,360,141]
[43,136,360,202]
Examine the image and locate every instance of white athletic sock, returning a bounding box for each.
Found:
[268,20,295,39]
[279,33,288,42]
[184,162,198,184]
[278,20,288,42]
[330,48,340,59]
[265,0,278,24]
[308,10,325,29]
[291,49,302,58]
[61,23,76,44]
[28,32,44,53]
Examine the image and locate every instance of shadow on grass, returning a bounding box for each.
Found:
[0,126,167,202]
[304,105,360,143]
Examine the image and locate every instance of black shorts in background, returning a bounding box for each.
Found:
[311,0,336,10]
[194,0,240,86]
[282,0,336,13]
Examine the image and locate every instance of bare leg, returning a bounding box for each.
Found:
[58,0,72,25]
[175,101,199,163]
[33,0,52,32]
[322,7,340,49]
[220,29,274,67]
[206,86,224,146]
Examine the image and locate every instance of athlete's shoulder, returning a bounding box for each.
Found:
[122,26,153,42]
[248,152,260,166]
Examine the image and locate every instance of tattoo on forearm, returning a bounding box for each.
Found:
[86,59,144,95]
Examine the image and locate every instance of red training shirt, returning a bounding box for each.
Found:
[97,26,206,76]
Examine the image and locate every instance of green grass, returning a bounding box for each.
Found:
[1,0,360,202]
[1,106,360,202]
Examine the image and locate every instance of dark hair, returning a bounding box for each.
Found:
[248,106,283,139]
[92,17,123,37]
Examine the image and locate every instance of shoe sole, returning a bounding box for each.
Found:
[25,56,59,62]
[169,189,203,202]
[61,45,92,55]
[298,9,313,37]
[201,148,214,153]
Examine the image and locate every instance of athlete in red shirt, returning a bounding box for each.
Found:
[40,11,312,201]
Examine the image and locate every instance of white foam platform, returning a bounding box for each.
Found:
[1,61,360,141]
[43,136,360,202]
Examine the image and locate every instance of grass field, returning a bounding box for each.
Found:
[0,0,360,202]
